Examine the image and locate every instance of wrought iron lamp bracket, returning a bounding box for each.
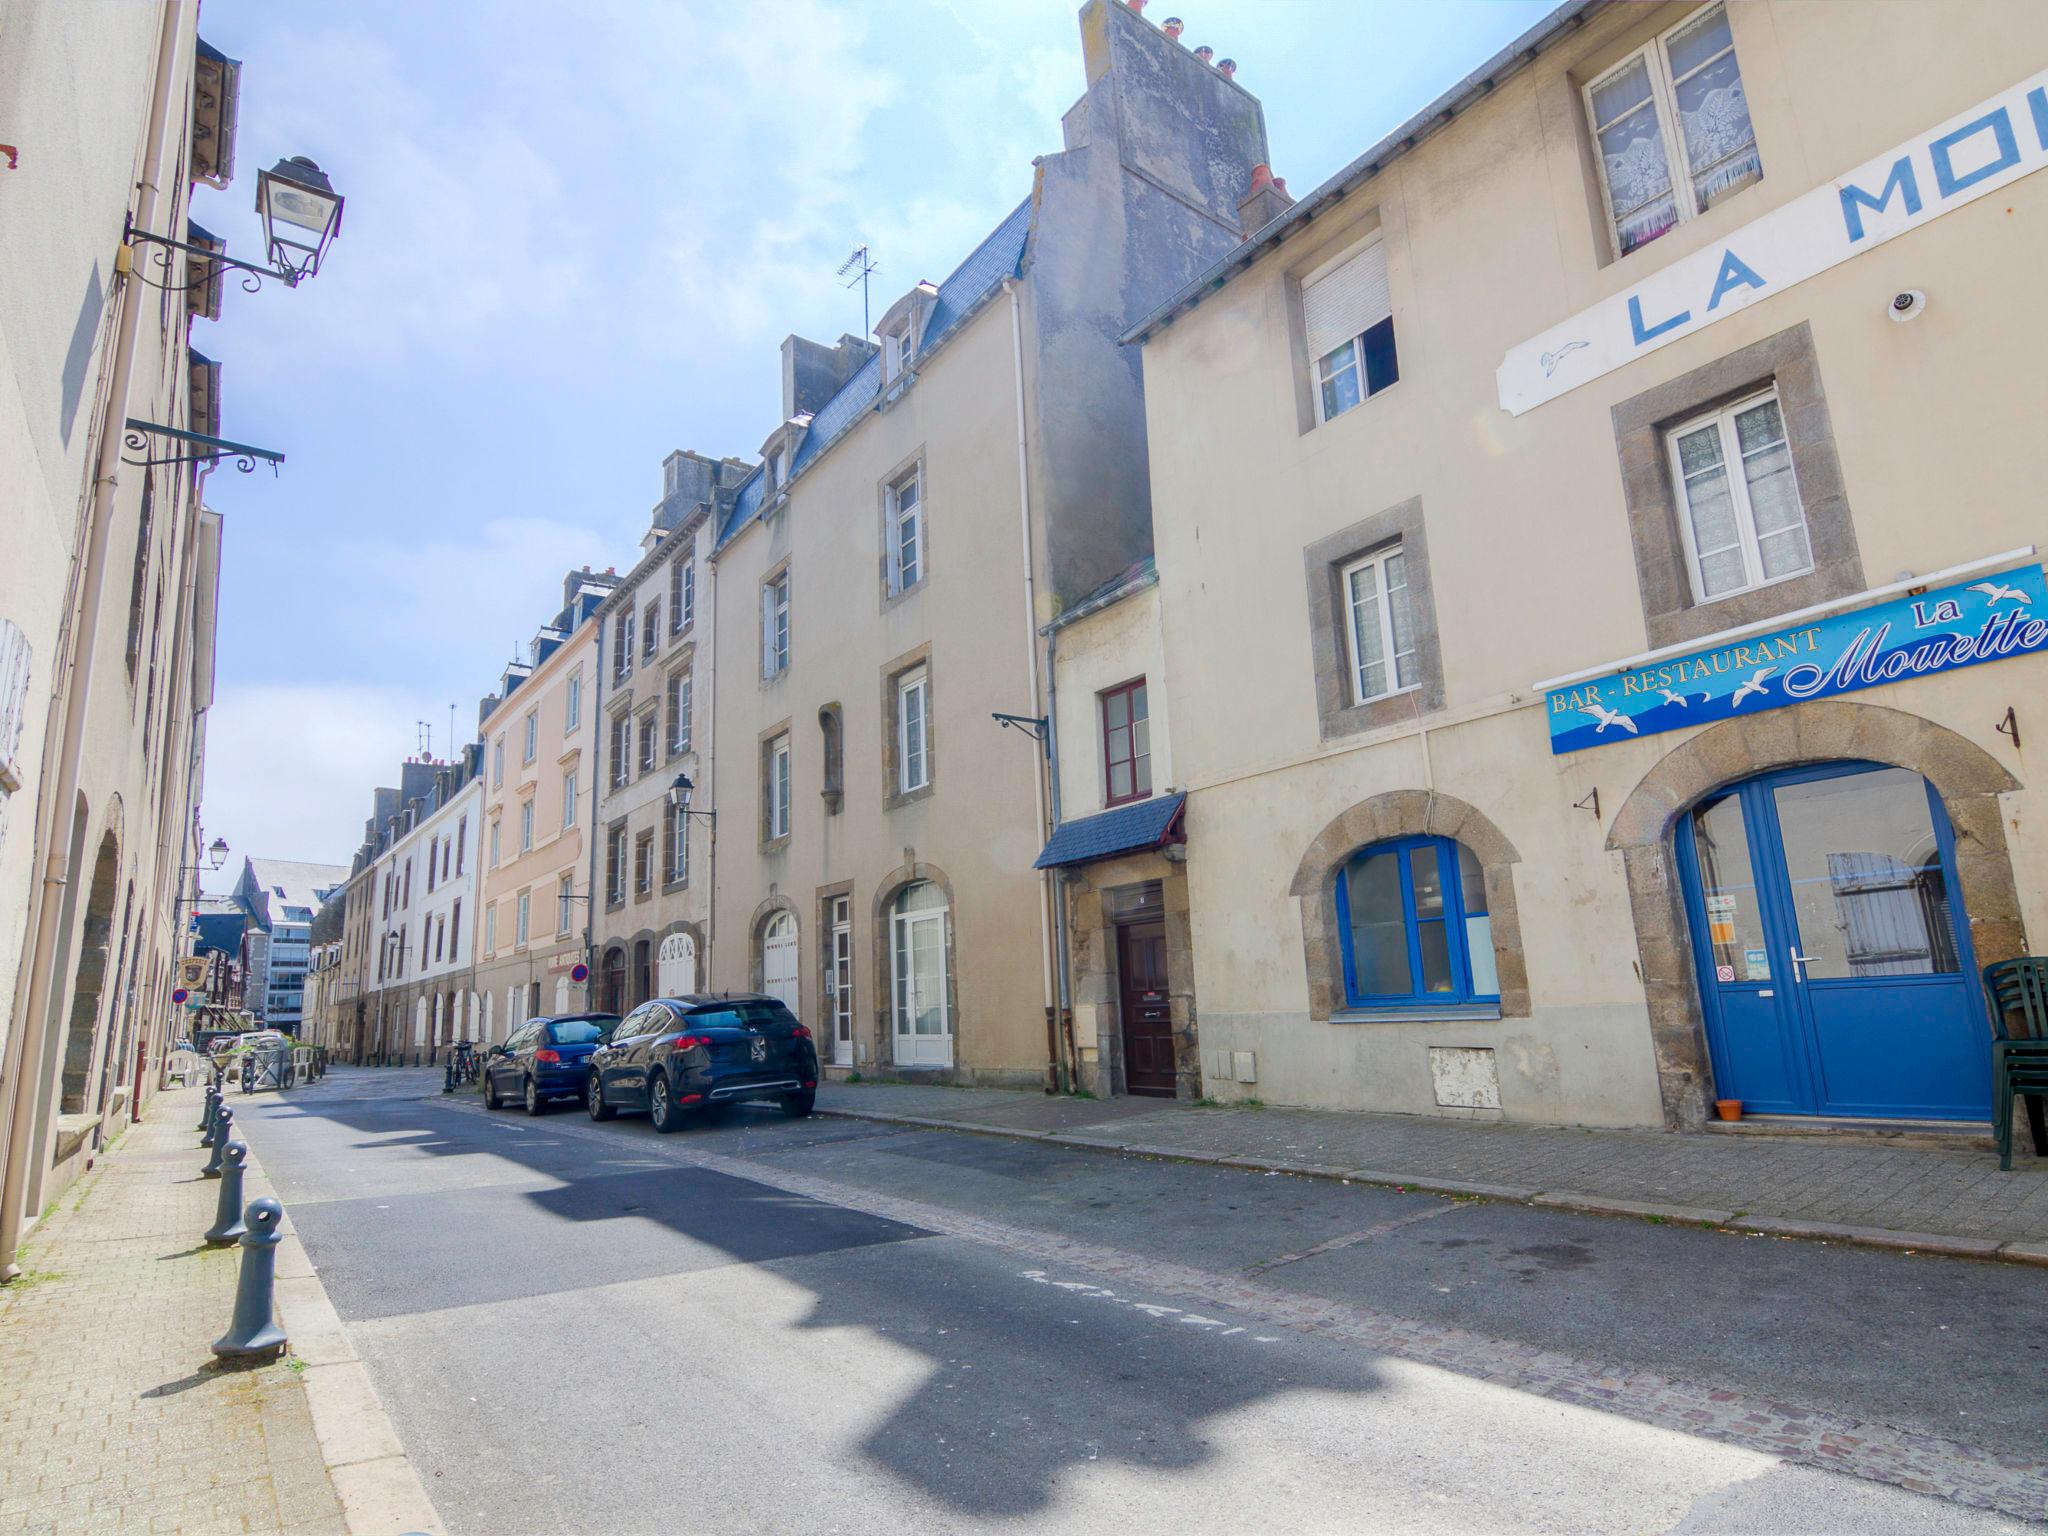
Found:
[122,419,283,475]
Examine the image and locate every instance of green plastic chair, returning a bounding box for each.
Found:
[1981,959,2048,1171]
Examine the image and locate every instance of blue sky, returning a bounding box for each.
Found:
[192,0,1554,892]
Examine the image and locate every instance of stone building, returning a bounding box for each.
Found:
[229,856,347,1031]
[472,569,619,1043]
[1124,0,2048,1128]
[692,0,1269,1085]
[0,1,239,1272]
[589,451,749,1015]
[361,753,482,1062]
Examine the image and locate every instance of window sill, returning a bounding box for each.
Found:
[761,835,791,855]
[885,782,935,813]
[1330,1004,1501,1025]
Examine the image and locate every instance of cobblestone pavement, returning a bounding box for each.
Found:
[816,1081,2048,1249]
[0,1088,347,1536]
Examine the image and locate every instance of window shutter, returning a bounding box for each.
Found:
[1302,241,1391,363]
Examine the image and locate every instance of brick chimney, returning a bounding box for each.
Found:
[1237,162,1294,237]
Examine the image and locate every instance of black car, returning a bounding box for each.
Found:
[587,994,818,1131]
[483,1013,620,1115]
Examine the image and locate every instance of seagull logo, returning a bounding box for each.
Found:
[1729,667,1776,708]
[1583,703,1638,735]
[1656,688,1705,708]
[1540,340,1590,378]
[1967,580,2032,606]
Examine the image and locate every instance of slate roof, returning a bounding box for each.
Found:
[717,197,1035,549]
[237,858,349,930]
[1034,792,1186,870]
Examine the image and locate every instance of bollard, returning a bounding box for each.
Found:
[443,1058,455,1094]
[205,1143,250,1245]
[197,1083,217,1133]
[211,1197,287,1362]
[202,1105,234,1178]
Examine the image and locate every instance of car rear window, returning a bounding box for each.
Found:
[684,1000,797,1030]
[548,1020,610,1045]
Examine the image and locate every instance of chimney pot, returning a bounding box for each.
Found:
[1217,58,1236,80]
[1163,17,1183,40]
[1193,45,1214,64]
[1273,176,1288,195]
[1124,0,1146,11]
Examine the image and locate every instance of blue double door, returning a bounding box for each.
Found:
[1679,762,1989,1120]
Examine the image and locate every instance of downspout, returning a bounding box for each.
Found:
[1042,622,1077,1092]
[584,613,605,1009]
[1003,277,1062,1094]
[1,0,187,1282]
[701,525,718,990]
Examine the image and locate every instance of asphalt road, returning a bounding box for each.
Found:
[233,1068,2048,1535]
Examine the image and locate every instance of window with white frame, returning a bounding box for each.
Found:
[638,709,658,775]
[642,601,660,663]
[522,710,537,765]
[897,668,930,794]
[881,321,911,384]
[485,903,497,955]
[773,447,791,491]
[492,736,505,787]
[766,734,791,840]
[887,466,923,593]
[565,668,583,731]
[1666,387,1809,603]
[557,873,574,935]
[1304,237,1398,425]
[489,819,501,868]
[562,768,578,830]
[516,890,530,946]
[519,799,534,853]
[610,714,630,787]
[667,672,692,756]
[1342,547,1417,705]
[667,801,689,884]
[1585,2,1760,259]
[671,558,695,633]
[762,572,790,678]
[613,609,634,681]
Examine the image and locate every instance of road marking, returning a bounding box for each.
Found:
[424,1095,2048,1521]
[1018,1271,1282,1341]
[1246,1202,1463,1275]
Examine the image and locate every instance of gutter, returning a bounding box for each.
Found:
[1120,0,1606,347]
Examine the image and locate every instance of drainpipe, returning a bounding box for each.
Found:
[1042,622,1077,1092]
[701,527,718,990]
[585,614,606,1010]
[0,0,187,1282]
[1003,277,1062,1094]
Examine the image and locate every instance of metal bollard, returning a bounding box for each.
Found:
[202,1105,234,1177]
[199,1084,220,1138]
[211,1197,287,1362]
[443,1058,455,1094]
[197,1083,217,1133]
[205,1143,250,1245]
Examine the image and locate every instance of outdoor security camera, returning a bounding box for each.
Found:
[1888,289,1927,323]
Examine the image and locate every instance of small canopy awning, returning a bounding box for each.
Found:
[1034,792,1186,871]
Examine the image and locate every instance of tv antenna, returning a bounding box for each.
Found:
[837,244,878,334]
[416,720,433,760]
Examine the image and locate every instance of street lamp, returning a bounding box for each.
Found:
[255,155,345,285]
[668,773,716,822]
[206,836,229,872]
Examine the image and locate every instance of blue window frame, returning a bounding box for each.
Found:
[1335,835,1498,1008]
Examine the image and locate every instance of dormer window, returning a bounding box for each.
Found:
[663,453,683,498]
[876,283,936,389]
[882,323,911,384]
[773,447,791,490]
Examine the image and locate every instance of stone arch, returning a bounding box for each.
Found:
[1288,790,1527,1023]
[59,830,123,1113]
[656,919,705,996]
[747,895,800,995]
[869,861,960,1070]
[599,944,627,1015]
[1605,699,2024,1128]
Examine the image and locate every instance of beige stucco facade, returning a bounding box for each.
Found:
[0,0,229,1262]
[1135,0,2048,1127]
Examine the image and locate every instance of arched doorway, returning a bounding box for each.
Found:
[1678,761,1984,1119]
[657,931,698,996]
[889,882,951,1067]
[600,946,626,1015]
[631,939,653,1007]
[761,912,799,1015]
[59,834,121,1114]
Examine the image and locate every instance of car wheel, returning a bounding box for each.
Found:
[781,1090,816,1119]
[524,1077,547,1116]
[649,1072,680,1134]
[483,1074,500,1110]
[588,1072,615,1122]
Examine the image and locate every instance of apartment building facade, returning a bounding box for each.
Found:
[473,569,618,1043]
[1126,0,2048,1128]
[697,0,1269,1086]
[366,754,482,1061]
[230,856,347,1030]
[589,451,746,1015]
[0,1,237,1268]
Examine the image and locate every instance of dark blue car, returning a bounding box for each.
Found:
[483,1013,620,1116]
[586,994,818,1131]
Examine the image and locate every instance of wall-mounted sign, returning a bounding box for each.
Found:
[171,987,190,1005]
[570,962,590,984]
[1499,67,2048,415]
[1546,564,2048,755]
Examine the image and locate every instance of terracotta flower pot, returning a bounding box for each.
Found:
[1714,1098,1743,1121]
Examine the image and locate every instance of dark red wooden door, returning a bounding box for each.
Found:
[1117,919,1175,1098]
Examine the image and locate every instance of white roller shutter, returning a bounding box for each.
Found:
[1302,240,1391,363]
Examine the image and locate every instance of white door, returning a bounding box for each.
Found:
[762,914,799,1017]
[892,884,952,1067]
[829,898,853,1067]
[657,932,698,997]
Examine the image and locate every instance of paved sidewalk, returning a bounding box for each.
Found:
[0,1084,439,1536]
[816,1081,2048,1259]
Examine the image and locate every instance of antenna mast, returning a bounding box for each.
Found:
[837,244,878,335]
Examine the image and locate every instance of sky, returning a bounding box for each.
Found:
[191,0,1556,895]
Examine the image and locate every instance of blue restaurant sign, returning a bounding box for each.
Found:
[1546,564,2048,755]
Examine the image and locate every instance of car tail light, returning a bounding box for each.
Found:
[534,1048,561,1063]
[668,1034,709,1051]
[802,1080,817,1090]
[789,1024,812,1039]
[679,1092,704,1105]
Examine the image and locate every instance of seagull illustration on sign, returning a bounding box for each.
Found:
[1967,580,2032,606]
[1730,667,1776,708]
[1583,703,1639,735]
[1540,340,1590,378]
[1656,687,1705,707]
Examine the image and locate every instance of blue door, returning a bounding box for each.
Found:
[1679,762,1989,1120]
